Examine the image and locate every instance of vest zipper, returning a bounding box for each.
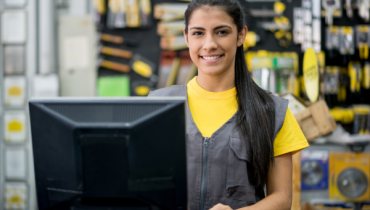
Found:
[199,137,210,210]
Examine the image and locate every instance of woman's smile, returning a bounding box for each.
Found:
[199,54,224,63]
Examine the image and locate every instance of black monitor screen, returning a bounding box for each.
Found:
[29,98,187,210]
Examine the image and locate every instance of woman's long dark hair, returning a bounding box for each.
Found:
[185,0,276,188]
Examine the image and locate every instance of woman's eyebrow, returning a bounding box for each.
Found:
[189,25,232,31]
[189,27,205,30]
[214,25,232,30]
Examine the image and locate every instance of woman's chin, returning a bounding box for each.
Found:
[199,69,228,76]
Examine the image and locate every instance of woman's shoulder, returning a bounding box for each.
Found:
[148,85,187,97]
[269,94,288,104]
[269,94,289,112]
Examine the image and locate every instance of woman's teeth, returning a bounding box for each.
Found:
[202,55,221,60]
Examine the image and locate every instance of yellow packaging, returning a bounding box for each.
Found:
[348,61,362,92]
[4,112,27,143]
[126,0,140,27]
[329,153,370,202]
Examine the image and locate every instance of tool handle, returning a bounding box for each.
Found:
[100,60,130,73]
[100,46,133,59]
[100,33,124,44]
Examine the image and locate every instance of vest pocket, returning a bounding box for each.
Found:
[227,185,256,203]
[226,137,256,204]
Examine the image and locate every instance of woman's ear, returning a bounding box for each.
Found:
[237,26,248,47]
[184,29,189,47]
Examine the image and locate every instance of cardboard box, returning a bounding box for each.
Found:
[295,100,337,142]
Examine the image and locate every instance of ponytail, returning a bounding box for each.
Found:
[235,45,276,188]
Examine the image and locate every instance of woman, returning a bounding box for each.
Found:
[149,0,309,210]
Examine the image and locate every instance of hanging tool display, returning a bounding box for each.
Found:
[312,0,321,52]
[322,0,341,26]
[326,26,340,57]
[157,20,184,36]
[258,16,291,31]
[274,30,292,48]
[356,26,370,60]
[154,3,188,21]
[348,61,362,93]
[363,62,370,89]
[324,66,340,107]
[105,0,152,28]
[338,67,348,103]
[93,0,106,30]
[293,7,303,45]
[358,0,370,22]
[258,16,292,48]
[302,0,312,51]
[363,63,370,104]
[353,105,370,134]
[246,1,292,48]
[339,27,355,55]
[249,1,286,18]
[345,0,354,18]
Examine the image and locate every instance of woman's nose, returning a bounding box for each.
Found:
[202,35,217,51]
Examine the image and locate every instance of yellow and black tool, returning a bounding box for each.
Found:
[339,27,355,55]
[330,107,354,124]
[357,26,369,59]
[338,67,347,102]
[243,31,260,51]
[353,105,370,134]
[248,1,286,18]
[274,29,292,48]
[132,81,153,96]
[93,0,106,14]
[363,62,370,89]
[348,61,362,93]
[130,54,156,78]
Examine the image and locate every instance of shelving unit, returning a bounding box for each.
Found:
[0,0,37,209]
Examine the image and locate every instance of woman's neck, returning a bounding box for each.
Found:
[196,70,235,92]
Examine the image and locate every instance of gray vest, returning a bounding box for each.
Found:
[148,85,288,210]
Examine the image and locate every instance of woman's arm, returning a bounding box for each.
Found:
[246,152,293,210]
[210,152,293,210]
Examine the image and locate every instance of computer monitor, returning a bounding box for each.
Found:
[29,98,187,210]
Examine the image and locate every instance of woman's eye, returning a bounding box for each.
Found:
[193,32,203,36]
[218,30,228,35]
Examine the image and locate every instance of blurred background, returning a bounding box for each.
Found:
[1,0,370,209]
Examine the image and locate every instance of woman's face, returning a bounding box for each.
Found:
[184,7,246,77]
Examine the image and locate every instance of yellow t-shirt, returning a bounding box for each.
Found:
[187,77,309,157]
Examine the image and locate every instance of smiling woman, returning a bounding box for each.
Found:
[185,9,243,83]
[148,1,309,210]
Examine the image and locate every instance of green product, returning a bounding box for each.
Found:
[98,76,130,97]
[276,70,291,93]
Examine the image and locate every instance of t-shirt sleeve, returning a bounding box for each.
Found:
[274,107,309,157]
